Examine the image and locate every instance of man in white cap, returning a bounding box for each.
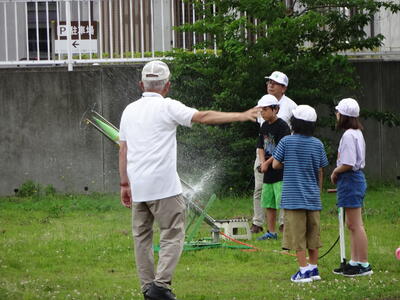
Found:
[265,71,297,124]
[250,71,297,234]
[119,60,259,300]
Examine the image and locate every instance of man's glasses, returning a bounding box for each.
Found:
[267,80,284,86]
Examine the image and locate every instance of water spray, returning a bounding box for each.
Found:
[81,109,226,248]
[82,108,306,254]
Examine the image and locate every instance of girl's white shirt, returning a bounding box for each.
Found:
[337,129,366,171]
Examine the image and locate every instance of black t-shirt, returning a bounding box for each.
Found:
[257,118,291,183]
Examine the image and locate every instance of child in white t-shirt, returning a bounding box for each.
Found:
[330,98,372,277]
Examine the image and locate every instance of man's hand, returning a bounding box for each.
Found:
[240,107,262,122]
[120,186,132,208]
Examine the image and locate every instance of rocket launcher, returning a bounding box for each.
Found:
[83,110,120,145]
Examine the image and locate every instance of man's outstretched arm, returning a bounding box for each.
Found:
[191,107,260,124]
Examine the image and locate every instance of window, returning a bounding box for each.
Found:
[27,2,57,59]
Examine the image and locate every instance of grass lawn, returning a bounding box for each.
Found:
[0,186,399,300]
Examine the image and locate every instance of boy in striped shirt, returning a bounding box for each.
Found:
[272,105,329,283]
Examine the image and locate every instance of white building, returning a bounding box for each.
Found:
[376,7,400,52]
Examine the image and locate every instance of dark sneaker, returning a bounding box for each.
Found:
[146,283,179,300]
[257,231,277,240]
[309,268,321,281]
[143,285,152,300]
[291,270,312,283]
[343,264,373,277]
[143,292,151,300]
[333,263,352,275]
[250,224,263,233]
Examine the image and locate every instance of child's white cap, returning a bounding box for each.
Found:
[335,98,360,117]
[256,94,279,107]
[292,105,317,122]
[142,60,170,81]
[265,71,289,87]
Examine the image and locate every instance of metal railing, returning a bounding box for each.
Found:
[0,0,218,71]
[1,0,399,71]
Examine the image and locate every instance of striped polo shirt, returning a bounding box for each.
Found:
[273,134,329,210]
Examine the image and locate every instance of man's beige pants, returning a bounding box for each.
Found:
[252,155,265,227]
[132,194,186,292]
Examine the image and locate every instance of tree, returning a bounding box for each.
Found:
[170,0,400,193]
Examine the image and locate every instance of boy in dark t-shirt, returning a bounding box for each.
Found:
[256,94,291,241]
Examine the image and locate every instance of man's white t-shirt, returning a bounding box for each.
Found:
[277,95,297,125]
[119,92,198,202]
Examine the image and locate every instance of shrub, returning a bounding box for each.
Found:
[44,185,57,196]
[16,180,40,197]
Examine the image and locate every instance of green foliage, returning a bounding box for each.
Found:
[170,0,400,192]
[16,181,57,198]
[44,184,57,196]
[16,180,41,198]
[362,110,400,127]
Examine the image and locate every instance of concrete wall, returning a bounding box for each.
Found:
[0,65,141,196]
[0,61,399,196]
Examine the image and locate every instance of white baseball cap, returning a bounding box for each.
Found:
[292,105,317,122]
[265,71,289,87]
[256,94,279,107]
[335,98,360,117]
[142,60,170,81]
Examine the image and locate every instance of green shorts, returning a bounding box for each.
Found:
[261,182,283,209]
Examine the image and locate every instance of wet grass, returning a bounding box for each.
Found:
[0,187,399,299]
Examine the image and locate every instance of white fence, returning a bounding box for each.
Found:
[1,0,400,71]
[0,0,218,70]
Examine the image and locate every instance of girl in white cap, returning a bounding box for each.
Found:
[330,98,372,277]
